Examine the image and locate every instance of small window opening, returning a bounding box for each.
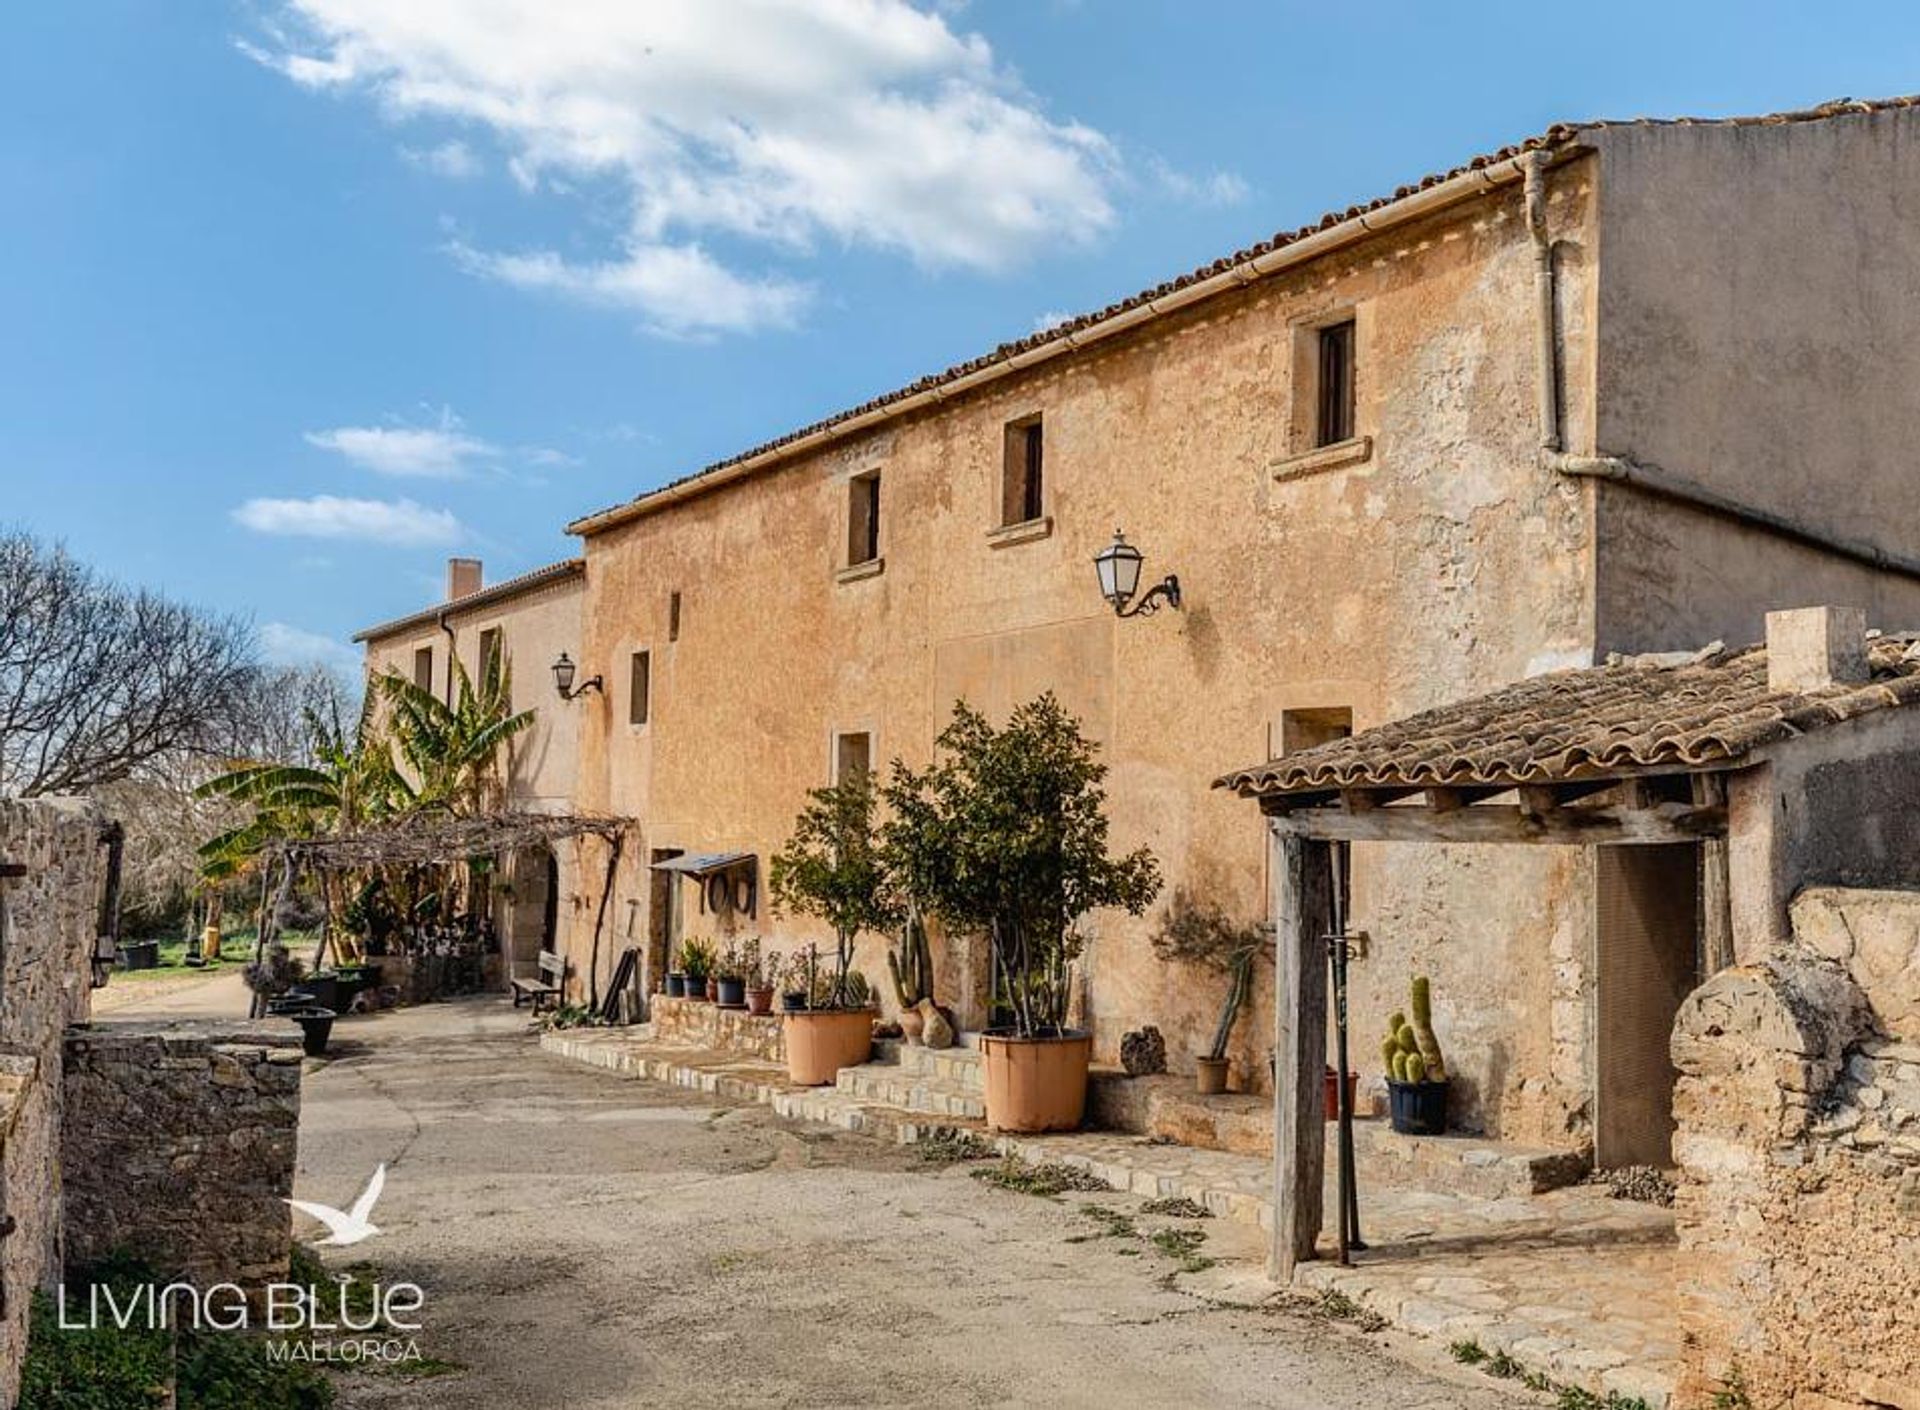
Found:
[412,646,433,691]
[1316,321,1356,448]
[629,650,652,727]
[835,731,872,783]
[1001,416,1044,526]
[668,591,682,642]
[848,472,881,567]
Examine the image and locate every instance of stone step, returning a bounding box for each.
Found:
[833,1062,986,1119]
[893,1042,984,1089]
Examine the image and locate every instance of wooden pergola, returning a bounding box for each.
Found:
[1214,634,1920,1279]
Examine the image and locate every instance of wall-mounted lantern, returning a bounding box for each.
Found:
[1093,529,1181,618]
[551,652,603,701]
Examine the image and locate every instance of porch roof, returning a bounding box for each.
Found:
[1216,635,1920,802]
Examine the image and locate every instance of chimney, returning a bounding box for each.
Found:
[446,558,482,602]
[1766,605,1868,693]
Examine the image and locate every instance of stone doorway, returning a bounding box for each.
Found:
[1593,843,1701,1169]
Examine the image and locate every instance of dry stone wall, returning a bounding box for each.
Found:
[61,1024,303,1288]
[1671,890,1920,1410]
[652,995,784,1061]
[0,798,107,1409]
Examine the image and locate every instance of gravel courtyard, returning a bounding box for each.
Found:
[292,998,1533,1409]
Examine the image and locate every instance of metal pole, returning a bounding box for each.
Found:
[1329,840,1364,1256]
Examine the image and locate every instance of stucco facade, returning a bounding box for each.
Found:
[357,559,585,972]
[358,100,1920,1154]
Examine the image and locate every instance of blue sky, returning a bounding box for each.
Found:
[8,2,1920,673]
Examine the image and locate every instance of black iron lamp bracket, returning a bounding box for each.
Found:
[559,676,604,701]
[1115,574,1182,619]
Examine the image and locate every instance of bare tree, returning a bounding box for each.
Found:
[0,529,260,796]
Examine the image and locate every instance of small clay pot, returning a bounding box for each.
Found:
[745,986,774,1016]
[898,1006,926,1045]
[1195,1055,1230,1096]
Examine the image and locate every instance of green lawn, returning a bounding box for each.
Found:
[115,927,318,982]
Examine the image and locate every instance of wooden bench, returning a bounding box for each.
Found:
[511,950,566,1011]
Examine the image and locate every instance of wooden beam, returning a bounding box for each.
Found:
[1269,826,1329,1283]
[1273,801,1727,846]
[1694,774,1735,973]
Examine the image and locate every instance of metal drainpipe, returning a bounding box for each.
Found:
[1522,151,1561,455]
[439,609,456,706]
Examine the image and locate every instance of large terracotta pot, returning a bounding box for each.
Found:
[783,1008,875,1085]
[980,1031,1092,1133]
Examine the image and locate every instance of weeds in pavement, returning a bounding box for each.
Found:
[915,1129,994,1165]
[971,1156,1112,1197]
[1139,1196,1211,1219]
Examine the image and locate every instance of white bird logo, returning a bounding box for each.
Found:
[285,1163,387,1246]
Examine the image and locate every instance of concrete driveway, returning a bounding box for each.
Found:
[296,998,1533,1410]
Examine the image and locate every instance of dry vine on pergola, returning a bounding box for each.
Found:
[250,811,631,1009]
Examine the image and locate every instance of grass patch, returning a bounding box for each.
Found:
[915,1129,994,1165]
[1443,1337,1653,1410]
[1147,1227,1215,1274]
[1139,1196,1211,1219]
[18,1252,333,1410]
[1313,1288,1386,1333]
[1075,1205,1138,1239]
[970,1157,1112,1198]
[1711,1367,1753,1410]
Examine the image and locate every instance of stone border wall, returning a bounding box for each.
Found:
[61,1024,303,1288]
[0,798,106,1409]
[1671,890,1920,1409]
[652,995,784,1061]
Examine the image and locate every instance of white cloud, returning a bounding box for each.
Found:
[242,1,1123,336]
[304,423,497,477]
[1147,157,1249,208]
[402,139,481,178]
[233,495,463,546]
[260,621,362,674]
[1031,309,1071,334]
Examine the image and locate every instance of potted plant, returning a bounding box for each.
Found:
[680,937,715,1001]
[713,941,747,1008]
[1382,975,1449,1135]
[887,907,938,1044]
[769,768,895,1084]
[664,964,687,998]
[743,939,775,1015]
[883,696,1160,1132]
[1149,890,1264,1096]
[777,951,810,1013]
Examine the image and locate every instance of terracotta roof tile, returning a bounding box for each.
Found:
[352,558,585,644]
[1214,635,1920,798]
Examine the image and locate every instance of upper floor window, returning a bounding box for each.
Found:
[668,590,682,642]
[629,650,652,727]
[1316,320,1357,447]
[1001,415,1044,526]
[477,627,503,686]
[412,646,433,692]
[835,731,872,783]
[848,471,882,567]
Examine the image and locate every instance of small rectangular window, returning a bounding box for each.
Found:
[412,646,434,691]
[477,628,503,685]
[668,591,682,642]
[629,650,652,727]
[1001,416,1044,526]
[848,472,881,566]
[835,731,872,783]
[1316,321,1356,448]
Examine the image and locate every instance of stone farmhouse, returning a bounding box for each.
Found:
[358,96,1920,1173]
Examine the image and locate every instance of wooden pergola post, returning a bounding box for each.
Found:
[1269,823,1331,1281]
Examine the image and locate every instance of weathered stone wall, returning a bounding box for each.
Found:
[1671,897,1920,1409]
[60,1023,302,1288]
[652,996,784,1061]
[0,798,105,1409]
